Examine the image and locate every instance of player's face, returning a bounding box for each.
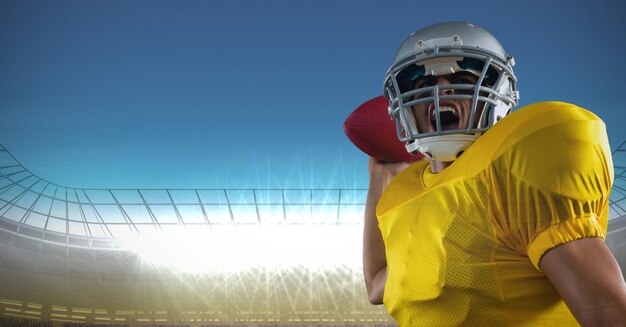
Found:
[411,71,482,133]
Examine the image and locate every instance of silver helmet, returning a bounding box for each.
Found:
[383,22,519,162]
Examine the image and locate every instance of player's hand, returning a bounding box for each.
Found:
[368,157,411,184]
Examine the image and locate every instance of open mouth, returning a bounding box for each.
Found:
[430,105,460,131]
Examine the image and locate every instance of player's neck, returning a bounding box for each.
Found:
[429,159,453,174]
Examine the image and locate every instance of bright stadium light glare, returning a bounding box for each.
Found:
[123,224,363,273]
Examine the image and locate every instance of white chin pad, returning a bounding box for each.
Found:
[406,134,479,162]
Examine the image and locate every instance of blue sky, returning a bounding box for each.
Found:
[1,0,625,189]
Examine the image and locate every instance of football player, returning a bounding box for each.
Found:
[363,22,626,326]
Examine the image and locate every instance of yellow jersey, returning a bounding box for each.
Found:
[377,102,614,326]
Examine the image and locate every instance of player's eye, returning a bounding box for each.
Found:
[450,73,477,85]
[454,78,474,84]
[414,76,437,88]
[411,76,436,99]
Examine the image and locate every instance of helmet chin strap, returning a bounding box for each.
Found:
[407,134,479,162]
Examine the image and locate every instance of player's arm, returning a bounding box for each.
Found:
[363,157,410,305]
[540,237,626,326]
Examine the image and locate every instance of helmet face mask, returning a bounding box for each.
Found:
[384,22,519,162]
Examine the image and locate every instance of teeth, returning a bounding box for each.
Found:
[431,106,459,118]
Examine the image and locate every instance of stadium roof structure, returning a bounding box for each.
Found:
[0,144,389,326]
[607,140,626,271]
[0,144,368,247]
[0,141,625,326]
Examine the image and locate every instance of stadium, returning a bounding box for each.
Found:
[0,140,625,327]
[0,143,393,327]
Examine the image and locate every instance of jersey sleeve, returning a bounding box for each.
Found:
[489,104,614,271]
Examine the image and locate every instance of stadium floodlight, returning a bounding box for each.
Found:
[122,224,363,273]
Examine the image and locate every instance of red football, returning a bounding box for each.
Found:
[344,96,423,163]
